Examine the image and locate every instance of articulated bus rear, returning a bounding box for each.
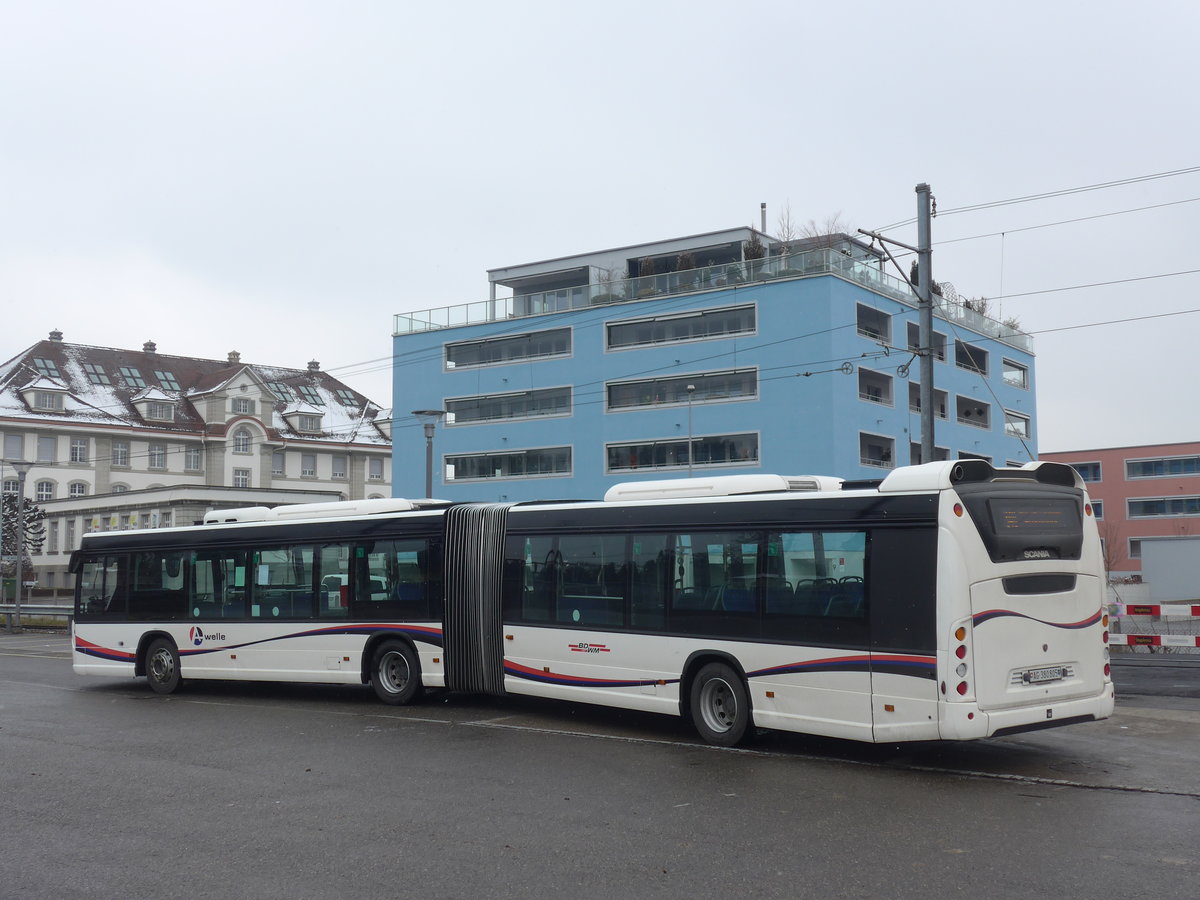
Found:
[921,460,1114,739]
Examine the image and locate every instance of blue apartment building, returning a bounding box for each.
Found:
[391,227,1036,501]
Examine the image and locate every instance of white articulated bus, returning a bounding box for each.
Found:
[71,460,1114,745]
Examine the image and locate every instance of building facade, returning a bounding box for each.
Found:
[391,228,1037,502]
[1040,440,1200,578]
[1,332,392,589]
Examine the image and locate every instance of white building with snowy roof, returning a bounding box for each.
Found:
[0,331,392,593]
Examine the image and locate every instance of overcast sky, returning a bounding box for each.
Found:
[2,1,1196,453]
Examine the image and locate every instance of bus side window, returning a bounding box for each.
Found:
[317,543,351,618]
[77,555,128,618]
[352,538,435,620]
[129,551,187,620]
[190,551,248,618]
[631,535,669,630]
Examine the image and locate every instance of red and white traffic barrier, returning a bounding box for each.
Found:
[1108,602,1200,650]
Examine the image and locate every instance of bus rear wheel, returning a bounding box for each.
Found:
[370,640,423,705]
[145,639,182,695]
[690,662,750,746]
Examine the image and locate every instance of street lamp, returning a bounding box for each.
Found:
[411,410,446,499]
[7,460,33,634]
[685,385,696,478]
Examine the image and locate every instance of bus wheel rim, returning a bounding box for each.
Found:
[381,651,410,694]
[700,678,736,732]
[150,648,174,682]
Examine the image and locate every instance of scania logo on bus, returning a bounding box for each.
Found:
[189,626,226,646]
[1024,549,1052,560]
[569,642,611,654]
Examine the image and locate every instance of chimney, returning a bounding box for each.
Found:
[143,340,157,354]
[228,351,241,365]
[49,329,63,342]
[307,359,320,373]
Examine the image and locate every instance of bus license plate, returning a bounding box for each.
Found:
[1024,666,1064,684]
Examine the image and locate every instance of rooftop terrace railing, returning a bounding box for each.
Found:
[394,247,1033,352]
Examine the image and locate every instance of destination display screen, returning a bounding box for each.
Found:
[989,498,1080,535]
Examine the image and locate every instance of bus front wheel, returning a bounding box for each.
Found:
[690,662,750,746]
[370,640,423,705]
[145,639,182,695]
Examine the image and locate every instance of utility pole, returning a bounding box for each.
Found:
[857,182,936,464]
[915,184,934,464]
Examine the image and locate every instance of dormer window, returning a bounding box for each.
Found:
[145,401,175,421]
[232,397,255,415]
[297,414,323,433]
[33,390,63,411]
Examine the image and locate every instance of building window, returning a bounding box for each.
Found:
[159,512,172,528]
[606,306,754,351]
[856,305,890,342]
[34,357,61,378]
[447,386,573,424]
[296,415,323,434]
[857,369,893,406]
[36,480,54,501]
[906,323,947,361]
[4,434,23,459]
[267,381,291,401]
[48,520,59,553]
[332,456,347,479]
[301,454,317,477]
[605,434,757,474]
[145,401,174,421]
[1002,359,1029,389]
[369,458,384,480]
[272,451,285,476]
[955,340,989,375]
[185,446,203,472]
[449,446,572,481]
[33,391,63,410]
[112,441,130,467]
[909,443,950,465]
[148,443,167,470]
[1004,411,1031,440]
[860,433,895,469]
[1070,462,1101,482]
[83,363,110,385]
[2,479,17,494]
[232,397,255,414]
[336,389,358,405]
[68,482,87,498]
[1126,456,1200,479]
[111,484,129,493]
[297,385,324,406]
[606,369,757,411]
[70,438,89,463]
[233,427,253,453]
[908,383,948,419]
[1128,497,1200,518]
[1092,500,1104,519]
[65,518,75,550]
[447,327,572,368]
[119,366,146,388]
[155,370,180,390]
[37,436,56,462]
[233,468,251,488]
[1129,539,1142,559]
[956,396,991,429]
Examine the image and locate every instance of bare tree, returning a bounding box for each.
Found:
[799,212,854,248]
[1096,519,1123,580]
[775,202,799,255]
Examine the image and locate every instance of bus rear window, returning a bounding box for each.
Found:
[957,487,1084,563]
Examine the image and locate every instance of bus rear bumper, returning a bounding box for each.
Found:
[939,684,1115,740]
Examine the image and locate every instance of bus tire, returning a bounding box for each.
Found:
[690,662,750,746]
[145,638,182,695]
[370,640,423,705]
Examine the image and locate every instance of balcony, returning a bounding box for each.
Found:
[394,248,1034,352]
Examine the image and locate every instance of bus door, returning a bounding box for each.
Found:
[867,527,940,742]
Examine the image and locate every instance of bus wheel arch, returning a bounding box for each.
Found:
[367,637,424,705]
[142,635,182,695]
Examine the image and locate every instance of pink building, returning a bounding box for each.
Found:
[1041,441,1200,577]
